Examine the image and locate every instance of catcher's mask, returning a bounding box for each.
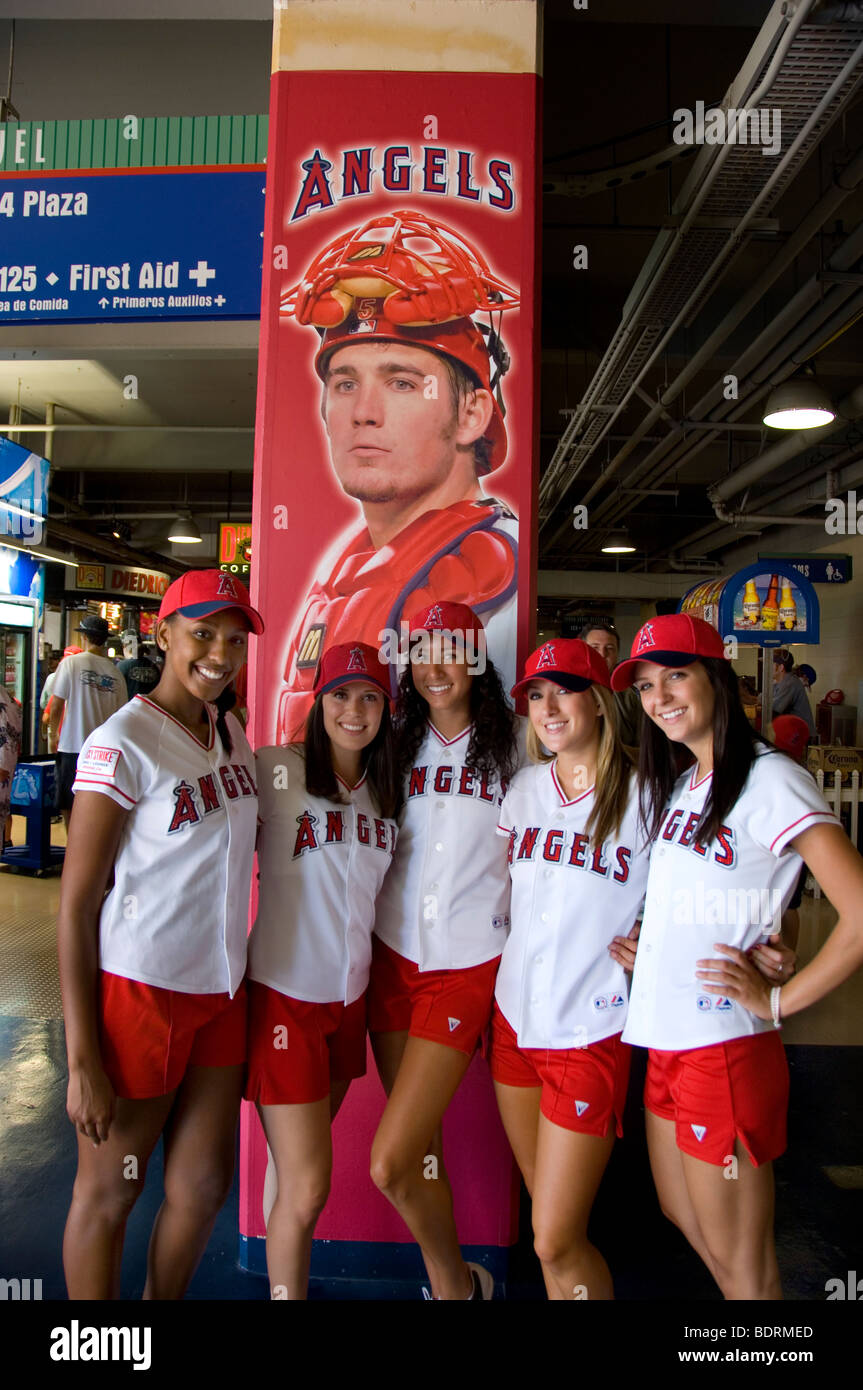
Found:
[280,210,519,471]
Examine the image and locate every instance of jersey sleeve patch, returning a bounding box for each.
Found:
[77,745,122,778]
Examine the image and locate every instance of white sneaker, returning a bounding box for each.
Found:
[466,1262,494,1300]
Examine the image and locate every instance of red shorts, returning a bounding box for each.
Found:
[645,1030,789,1167]
[98,971,247,1100]
[489,1003,631,1137]
[244,982,367,1106]
[366,935,498,1056]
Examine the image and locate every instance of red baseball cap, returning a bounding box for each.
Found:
[771,714,811,762]
[158,569,264,635]
[314,642,392,700]
[611,613,726,690]
[62,645,83,657]
[512,638,611,698]
[407,601,485,637]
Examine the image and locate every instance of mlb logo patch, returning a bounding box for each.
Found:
[491,914,509,930]
[355,319,377,334]
[78,745,121,777]
[574,1100,590,1117]
[691,1123,707,1143]
[696,995,712,1012]
[593,995,609,1011]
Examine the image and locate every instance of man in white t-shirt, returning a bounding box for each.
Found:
[49,614,128,826]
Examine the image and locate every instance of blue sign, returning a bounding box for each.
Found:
[759,554,851,584]
[0,436,48,542]
[0,170,264,322]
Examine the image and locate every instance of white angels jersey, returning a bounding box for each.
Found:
[373,722,512,971]
[73,695,257,996]
[623,747,840,1051]
[495,763,649,1048]
[248,745,398,1005]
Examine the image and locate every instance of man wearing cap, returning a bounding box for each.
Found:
[274,211,520,744]
[574,617,642,748]
[117,629,160,700]
[49,615,128,827]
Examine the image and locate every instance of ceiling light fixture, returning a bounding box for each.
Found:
[601,530,636,554]
[167,512,202,544]
[763,371,835,430]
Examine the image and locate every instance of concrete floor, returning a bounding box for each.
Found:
[1,817,861,1300]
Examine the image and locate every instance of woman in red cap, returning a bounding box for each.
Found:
[612,613,863,1299]
[59,570,264,1299]
[490,638,648,1299]
[246,641,401,1299]
[367,601,520,1300]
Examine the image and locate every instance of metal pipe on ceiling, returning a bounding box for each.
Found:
[709,380,863,503]
[559,147,863,542]
[576,208,863,543]
[540,0,826,525]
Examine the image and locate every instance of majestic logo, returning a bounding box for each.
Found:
[297,623,326,669]
[216,573,238,598]
[636,622,655,652]
[346,646,367,672]
[535,643,557,669]
[348,244,385,261]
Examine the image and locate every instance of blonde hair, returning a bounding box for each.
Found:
[525,684,634,844]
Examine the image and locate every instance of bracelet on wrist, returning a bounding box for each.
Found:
[770,985,783,1029]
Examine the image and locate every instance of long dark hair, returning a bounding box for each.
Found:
[638,657,772,848]
[303,693,402,820]
[395,659,519,784]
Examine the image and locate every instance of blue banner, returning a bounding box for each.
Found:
[0,169,264,322]
[759,554,851,584]
[0,437,49,543]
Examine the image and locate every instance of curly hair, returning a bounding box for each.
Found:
[395,659,519,783]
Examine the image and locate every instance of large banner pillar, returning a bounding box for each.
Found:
[243,0,542,1292]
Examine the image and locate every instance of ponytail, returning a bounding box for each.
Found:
[214,686,235,756]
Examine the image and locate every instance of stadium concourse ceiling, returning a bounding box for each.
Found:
[3,0,863,608]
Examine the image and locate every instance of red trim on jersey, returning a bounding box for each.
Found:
[426,720,471,748]
[73,777,137,806]
[550,762,594,807]
[769,810,834,855]
[335,769,368,793]
[689,766,713,790]
[135,695,215,751]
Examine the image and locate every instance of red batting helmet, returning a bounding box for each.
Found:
[280,210,519,470]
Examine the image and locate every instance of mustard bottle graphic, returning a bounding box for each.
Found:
[779,581,797,631]
[742,579,761,626]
